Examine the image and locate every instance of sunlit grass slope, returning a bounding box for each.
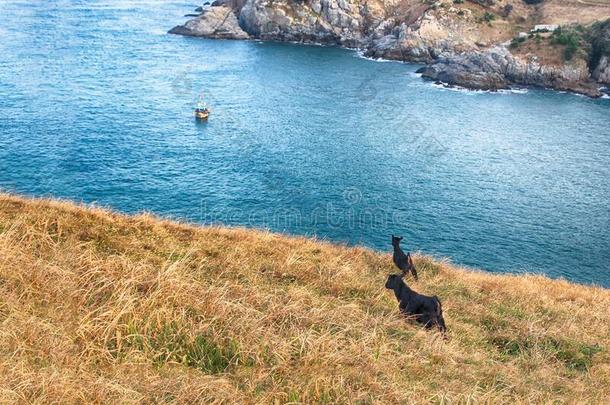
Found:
[0,194,609,404]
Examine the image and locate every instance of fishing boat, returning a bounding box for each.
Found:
[194,99,210,120]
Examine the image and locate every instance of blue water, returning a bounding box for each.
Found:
[1,1,609,286]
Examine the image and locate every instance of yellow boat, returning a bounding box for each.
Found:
[195,108,209,120]
[194,99,210,120]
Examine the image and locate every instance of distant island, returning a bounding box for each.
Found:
[170,0,610,97]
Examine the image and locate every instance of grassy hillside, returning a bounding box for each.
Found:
[0,194,608,404]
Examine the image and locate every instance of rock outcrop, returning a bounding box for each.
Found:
[238,0,369,46]
[169,5,249,40]
[169,1,610,97]
[593,56,610,84]
[417,46,602,96]
[590,20,610,86]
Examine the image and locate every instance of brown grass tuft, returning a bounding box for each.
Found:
[0,193,608,404]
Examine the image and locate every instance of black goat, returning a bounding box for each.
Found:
[385,274,446,333]
[391,235,418,280]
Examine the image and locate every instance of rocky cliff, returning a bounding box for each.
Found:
[169,5,249,39]
[169,0,610,97]
[416,45,601,96]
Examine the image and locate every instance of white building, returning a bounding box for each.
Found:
[532,24,559,32]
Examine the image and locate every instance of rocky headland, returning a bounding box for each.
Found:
[169,0,610,97]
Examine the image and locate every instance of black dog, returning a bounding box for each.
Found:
[385,274,446,333]
[391,235,418,280]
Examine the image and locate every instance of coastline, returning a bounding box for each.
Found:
[169,1,610,98]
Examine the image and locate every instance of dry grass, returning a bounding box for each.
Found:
[510,35,583,66]
[0,193,608,404]
[542,0,610,26]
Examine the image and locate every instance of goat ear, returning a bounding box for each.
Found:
[399,236,403,241]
